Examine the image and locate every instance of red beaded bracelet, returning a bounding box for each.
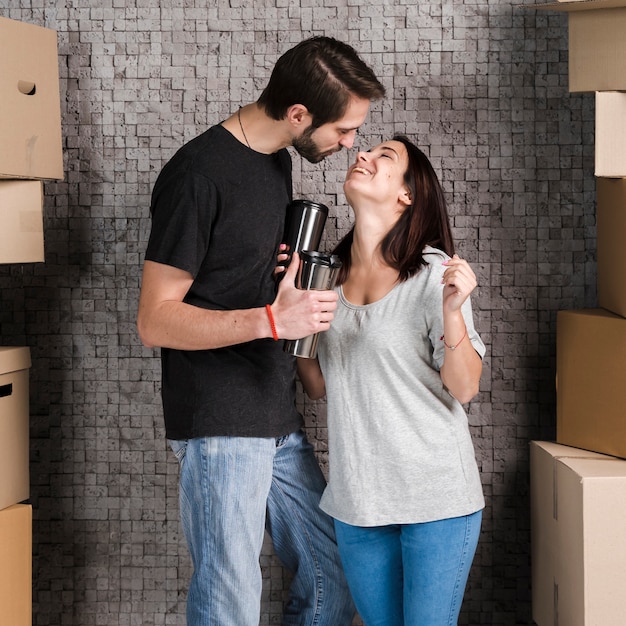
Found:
[440,327,467,350]
[265,304,279,341]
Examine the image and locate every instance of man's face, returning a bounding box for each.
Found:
[292,96,372,164]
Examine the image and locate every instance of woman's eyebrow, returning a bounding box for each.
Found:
[367,145,399,156]
[379,146,399,156]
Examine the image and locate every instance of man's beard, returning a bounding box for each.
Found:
[292,125,340,164]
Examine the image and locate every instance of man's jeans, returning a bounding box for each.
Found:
[334,510,482,625]
[169,430,355,626]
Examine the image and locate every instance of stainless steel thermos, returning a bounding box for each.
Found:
[283,251,343,359]
[282,199,329,264]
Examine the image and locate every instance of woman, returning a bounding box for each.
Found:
[295,136,485,625]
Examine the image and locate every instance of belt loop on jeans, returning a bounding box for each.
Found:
[275,434,289,447]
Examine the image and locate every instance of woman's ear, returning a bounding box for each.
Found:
[399,185,412,208]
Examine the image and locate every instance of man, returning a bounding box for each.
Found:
[137,36,385,625]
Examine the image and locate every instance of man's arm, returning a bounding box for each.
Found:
[137,252,338,351]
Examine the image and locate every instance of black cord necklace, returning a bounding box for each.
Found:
[237,107,251,149]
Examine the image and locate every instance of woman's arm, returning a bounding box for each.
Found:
[439,310,482,404]
[438,255,483,404]
[296,357,327,400]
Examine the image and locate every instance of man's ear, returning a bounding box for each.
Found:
[286,104,312,130]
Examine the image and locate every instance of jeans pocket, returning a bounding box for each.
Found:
[168,438,188,465]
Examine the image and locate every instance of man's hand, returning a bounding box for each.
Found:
[270,252,338,340]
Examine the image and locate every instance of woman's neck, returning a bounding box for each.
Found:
[343,220,400,305]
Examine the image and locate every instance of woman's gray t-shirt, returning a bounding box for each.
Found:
[316,246,486,526]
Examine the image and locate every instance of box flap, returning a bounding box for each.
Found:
[0,347,31,375]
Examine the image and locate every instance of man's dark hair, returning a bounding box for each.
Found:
[257,36,385,128]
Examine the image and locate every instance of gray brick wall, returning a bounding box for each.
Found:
[0,1,595,624]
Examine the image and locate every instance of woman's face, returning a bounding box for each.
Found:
[343,140,411,212]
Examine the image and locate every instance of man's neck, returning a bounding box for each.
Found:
[222,103,293,154]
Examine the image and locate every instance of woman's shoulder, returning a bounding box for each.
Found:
[405,246,448,283]
[422,245,449,265]
[398,247,448,296]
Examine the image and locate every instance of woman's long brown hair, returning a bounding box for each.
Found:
[333,135,455,285]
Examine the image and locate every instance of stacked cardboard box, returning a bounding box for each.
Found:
[530,2,626,624]
[0,16,62,625]
[553,0,626,92]
[0,15,63,263]
[530,442,626,626]
[0,347,33,625]
[534,0,626,458]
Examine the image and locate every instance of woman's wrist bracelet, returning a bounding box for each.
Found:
[440,327,467,350]
[265,304,279,341]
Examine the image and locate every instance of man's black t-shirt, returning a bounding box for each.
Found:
[145,124,302,439]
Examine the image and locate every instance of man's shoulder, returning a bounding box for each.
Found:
[156,125,234,184]
[174,125,229,163]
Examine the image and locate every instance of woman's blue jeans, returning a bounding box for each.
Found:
[169,430,355,626]
[334,511,482,626]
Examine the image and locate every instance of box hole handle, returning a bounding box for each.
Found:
[0,383,13,398]
[18,80,36,96]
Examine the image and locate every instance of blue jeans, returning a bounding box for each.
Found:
[169,430,355,626]
[334,511,482,626]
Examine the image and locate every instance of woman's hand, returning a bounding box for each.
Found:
[441,254,477,314]
[274,243,290,277]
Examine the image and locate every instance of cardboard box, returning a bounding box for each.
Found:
[531,441,626,625]
[0,347,31,511]
[597,177,626,317]
[530,441,613,626]
[556,309,626,458]
[0,504,32,626]
[0,180,45,264]
[535,1,626,92]
[557,457,626,626]
[595,93,626,177]
[0,16,63,180]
